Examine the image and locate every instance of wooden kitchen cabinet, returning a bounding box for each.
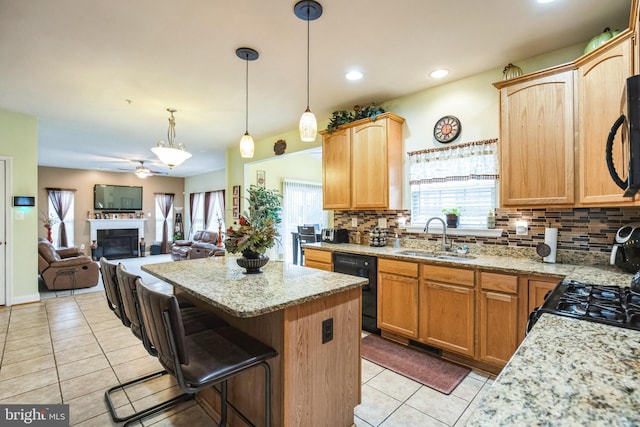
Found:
[419,264,475,357]
[576,35,635,206]
[320,112,405,210]
[377,258,419,338]
[496,69,575,206]
[478,272,520,368]
[527,276,560,313]
[303,248,333,271]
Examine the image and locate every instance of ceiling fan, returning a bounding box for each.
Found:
[118,160,167,178]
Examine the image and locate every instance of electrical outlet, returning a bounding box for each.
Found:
[351,217,358,227]
[322,318,333,344]
[378,218,387,228]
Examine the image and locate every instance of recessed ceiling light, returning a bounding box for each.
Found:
[430,69,449,79]
[537,0,554,3]
[345,71,363,81]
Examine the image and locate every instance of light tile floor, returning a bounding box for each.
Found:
[0,257,494,426]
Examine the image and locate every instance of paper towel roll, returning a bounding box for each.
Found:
[543,227,558,263]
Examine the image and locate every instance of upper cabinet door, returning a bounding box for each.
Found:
[322,128,351,210]
[351,119,390,209]
[499,70,575,206]
[577,37,636,206]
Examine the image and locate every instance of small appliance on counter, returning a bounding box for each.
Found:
[610,223,640,273]
[321,228,349,243]
[369,227,388,247]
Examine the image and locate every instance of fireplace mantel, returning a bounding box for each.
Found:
[87,219,147,241]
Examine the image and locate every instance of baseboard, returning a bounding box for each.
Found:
[10,293,41,306]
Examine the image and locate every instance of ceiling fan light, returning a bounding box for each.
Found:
[135,168,150,178]
[151,145,192,168]
[239,132,255,158]
[299,108,317,142]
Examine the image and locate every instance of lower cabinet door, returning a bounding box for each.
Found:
[419,281,475,357]
[479,291,518,367]
[378,272,419,338]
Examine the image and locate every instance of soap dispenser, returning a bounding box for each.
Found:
[487,209,496,229]
[393,233,400,248]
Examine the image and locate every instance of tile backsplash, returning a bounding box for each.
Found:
[333,207,640,255]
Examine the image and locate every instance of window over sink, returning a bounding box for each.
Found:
[408,139,498,229]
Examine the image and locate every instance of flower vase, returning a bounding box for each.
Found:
[217,227,223,246]
[237,250,269,274]
[46,227,53,244]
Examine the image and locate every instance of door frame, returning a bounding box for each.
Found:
[1,156,12,306]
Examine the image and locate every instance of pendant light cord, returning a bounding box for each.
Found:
[306,6,310,110]
[245,53,249,133]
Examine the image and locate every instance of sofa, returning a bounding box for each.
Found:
[171,230,225,261]
[38,239,100,290]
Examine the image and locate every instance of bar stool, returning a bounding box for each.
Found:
[103,261,228,426]
[136,280,278,427]
[53,267,78,296]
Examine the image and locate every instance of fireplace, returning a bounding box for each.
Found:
[87,218,146,260]
[97,228,138,259]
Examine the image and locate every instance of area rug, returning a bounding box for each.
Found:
[361,334,470,395]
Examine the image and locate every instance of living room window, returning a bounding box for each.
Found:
[46,188,75,247]
[408,139,498,228]
[188,190,225,238]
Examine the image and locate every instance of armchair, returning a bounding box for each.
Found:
[38,239,99,290]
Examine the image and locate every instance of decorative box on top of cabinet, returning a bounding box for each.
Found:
[321,112,405,210]
[495,68,576,207]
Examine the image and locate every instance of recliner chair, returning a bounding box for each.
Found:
[38,239,99,290]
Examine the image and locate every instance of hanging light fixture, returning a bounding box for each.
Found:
[236,47,259,158]
[294,0,323,142]
[151,108,192,168]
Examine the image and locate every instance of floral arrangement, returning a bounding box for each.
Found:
[224,185,282,256]
[326,103,386,134]
[40,212,58,229]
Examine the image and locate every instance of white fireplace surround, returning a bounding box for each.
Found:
[87,219,146,242]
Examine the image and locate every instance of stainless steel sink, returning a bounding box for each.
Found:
[395,250,475,261]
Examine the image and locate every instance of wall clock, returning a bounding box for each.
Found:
[433,115,461,143]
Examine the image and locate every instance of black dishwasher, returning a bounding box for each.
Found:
[333,252,379,334]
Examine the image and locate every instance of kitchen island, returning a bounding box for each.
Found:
[466,314,640,426]
[142,256,367,427]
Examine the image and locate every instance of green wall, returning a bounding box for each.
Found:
[0,109,39,304]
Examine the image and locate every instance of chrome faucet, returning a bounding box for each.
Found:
[424,217,452,252]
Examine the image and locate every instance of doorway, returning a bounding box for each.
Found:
[0,159,7,305]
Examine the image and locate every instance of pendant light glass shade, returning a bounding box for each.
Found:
[236,47,259,158]
[239,132,255,158]
[151,108,192,168]
[295,1,322,143]
[299,108,317,142]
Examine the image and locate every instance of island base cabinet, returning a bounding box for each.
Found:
[195,287,362,427]
[479,291,519,367]
[419,281,475,357]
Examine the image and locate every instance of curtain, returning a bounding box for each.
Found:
[206,190,225,231]
[47,188,75,248]
[189,193,202,238]
[407,139,499,185]
[155,193,175,253]
[282,180,327,263]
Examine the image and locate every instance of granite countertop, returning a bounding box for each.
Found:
[141,255,367,318]
[305,243,634,287]
[465,314,640,426]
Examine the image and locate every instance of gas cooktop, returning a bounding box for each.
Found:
[529,280,640,332]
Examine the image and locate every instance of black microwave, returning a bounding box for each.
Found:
[607,74,640,197]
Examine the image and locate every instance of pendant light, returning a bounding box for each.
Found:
[237,47,259,158]
[151,108,192,168]
[294,0,323,142]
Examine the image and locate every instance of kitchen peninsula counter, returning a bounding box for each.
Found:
[465,314,640,426]
[142,256,366,427]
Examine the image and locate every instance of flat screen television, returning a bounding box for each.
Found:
[94,184,143,211]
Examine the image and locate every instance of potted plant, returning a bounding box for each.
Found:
[442,208,462,228]
[224,185,282,273]
[326,103,386,133]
